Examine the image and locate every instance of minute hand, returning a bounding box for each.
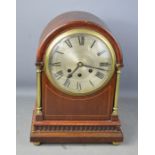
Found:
[83,64,110,71]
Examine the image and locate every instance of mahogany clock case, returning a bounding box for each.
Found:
[30,11,123,144]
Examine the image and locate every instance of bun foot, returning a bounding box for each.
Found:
[112,142,121,145]
[33,142,41,146]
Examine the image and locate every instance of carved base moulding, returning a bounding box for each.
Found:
[30,112,123,144]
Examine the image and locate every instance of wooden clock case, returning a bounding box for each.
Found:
[30,11,123,144]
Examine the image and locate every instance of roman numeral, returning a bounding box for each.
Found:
[99,62,111,67]
[63,78,70,87]
[49,62,61,67]
[78,36,84,46]
[55,70,63,80]
[95,71,104,79]
[89,80,94,87]
[65,39,72,48]
[97,50,105,56]
[55,51,64,54]
[76,82,82,90]
[90,40,96,48]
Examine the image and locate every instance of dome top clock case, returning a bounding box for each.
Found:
[30,11,123,145]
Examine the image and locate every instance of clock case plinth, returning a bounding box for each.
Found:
[30,11,123,144]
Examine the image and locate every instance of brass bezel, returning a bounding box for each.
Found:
[44,28,116,96]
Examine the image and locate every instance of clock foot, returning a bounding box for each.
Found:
[33,142,41,146]
[112,141,121,145]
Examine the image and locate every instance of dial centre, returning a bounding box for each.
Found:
[77,62,83,67]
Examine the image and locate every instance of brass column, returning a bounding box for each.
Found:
[36,62,43,115]
[112,64,122,116]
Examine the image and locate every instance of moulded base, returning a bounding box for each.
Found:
[30,112,123,144]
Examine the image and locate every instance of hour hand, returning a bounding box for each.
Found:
[67,65,79,78]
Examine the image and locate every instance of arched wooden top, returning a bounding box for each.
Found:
[37,11,123,67]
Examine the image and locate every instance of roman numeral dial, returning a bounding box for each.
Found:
[63,78,70,87]
[78,36,84,45]
[90,40,96,48]
[89,80,94,87]
[76,82,82,90]
[55,51,64,54]
[55,70,63,80]
[97,51,105,56]
[95,71,104,79]
[49,62,61,67]
[65,39,72,48]
[46,30,115,95]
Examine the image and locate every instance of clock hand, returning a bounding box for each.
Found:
[67,62,83,78]
[67,66,79,78]
[82,64,110,71]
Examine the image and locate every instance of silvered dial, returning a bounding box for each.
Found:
[45,29,116,96]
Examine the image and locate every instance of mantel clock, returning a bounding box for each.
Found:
[30,11,124,145]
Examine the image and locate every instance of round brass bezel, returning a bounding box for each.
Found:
[44,28,116,96]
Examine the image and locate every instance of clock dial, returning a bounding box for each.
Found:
[45,29,116,96]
